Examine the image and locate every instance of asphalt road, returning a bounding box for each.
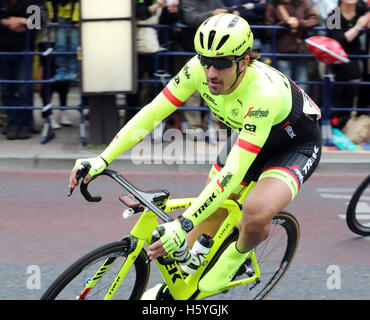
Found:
[1,170,369,300]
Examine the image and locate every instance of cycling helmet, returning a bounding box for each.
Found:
[194,13,254,58]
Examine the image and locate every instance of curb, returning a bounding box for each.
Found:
[0,151,369,173]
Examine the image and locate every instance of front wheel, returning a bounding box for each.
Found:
[346,175,370,237]
[41,240,150,300]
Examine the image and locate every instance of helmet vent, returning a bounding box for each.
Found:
[199,32,204,49]
[228,17,239,28]
[208,30,216,50]
[216,35,230,51]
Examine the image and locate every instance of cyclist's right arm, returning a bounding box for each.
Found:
[69,56,200,188]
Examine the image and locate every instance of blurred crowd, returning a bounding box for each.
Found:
[0,0,369,141]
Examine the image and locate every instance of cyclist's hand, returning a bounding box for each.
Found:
[68,156,107,189]
[148,219,186,260]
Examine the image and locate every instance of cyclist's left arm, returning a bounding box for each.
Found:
[181,96,281,228]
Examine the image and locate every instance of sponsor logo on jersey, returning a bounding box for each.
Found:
[192,192,217,218]
[284,125,296,139]
[245,107,270,118]
[203,92,217,105]
[278,121,296,139]
[231,108,240,117]
[244,123,257,132]
[216,171,233,192]
[183,64,191,79]
[287,165,303,185]
[173,75,180,86]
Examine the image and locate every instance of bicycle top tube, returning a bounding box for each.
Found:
[79,169,174,223]
[237,181,257,205]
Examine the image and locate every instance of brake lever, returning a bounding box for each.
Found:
[67,187,74,197]
[67,161,91,197]
[67,169,83,197]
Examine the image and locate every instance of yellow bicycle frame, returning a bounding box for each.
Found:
[78,182,261,300]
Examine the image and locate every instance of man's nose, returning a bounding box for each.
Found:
[207,65,219,78]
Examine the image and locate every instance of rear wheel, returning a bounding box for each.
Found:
[203,211,300,300]
[346,175,370,237]
[41,240,150,300]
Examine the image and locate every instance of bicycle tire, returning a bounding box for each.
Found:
[346,174,370,237]
[201,211,300,300]
[41,240,150,300]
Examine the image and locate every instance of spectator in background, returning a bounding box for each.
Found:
[265,0,319,92]
[158,0,184,131]
[35,0,73,129]
[124,0,167,125]
[179,0,240,52]
[53,0,79,82]
[326,0,370,128]
[158,0,182,50]
[0,0,47,140]
[225,1,268,52]
[46,0,80,127]
[317,1,367,25]
[181,0,238,27]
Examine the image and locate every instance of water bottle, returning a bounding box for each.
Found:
[180,234,213,274]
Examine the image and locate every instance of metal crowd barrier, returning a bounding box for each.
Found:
[0,24,369,146]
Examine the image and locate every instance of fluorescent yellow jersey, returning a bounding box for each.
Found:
[100,55,321,226]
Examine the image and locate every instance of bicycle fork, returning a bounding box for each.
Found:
[77,238,146,300]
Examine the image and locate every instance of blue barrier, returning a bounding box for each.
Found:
[0,24,369,146]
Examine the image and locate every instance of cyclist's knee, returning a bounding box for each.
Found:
[240,198,275,236]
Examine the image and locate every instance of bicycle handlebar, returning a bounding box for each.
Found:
[69,164,177,265]
[80,168,174,223]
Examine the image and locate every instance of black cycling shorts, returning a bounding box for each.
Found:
[209,121,322,199]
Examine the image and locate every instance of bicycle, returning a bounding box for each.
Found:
[346,174,370,237]
[41,163,300,300]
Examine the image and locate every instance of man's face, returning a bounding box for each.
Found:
[199,55,243,95]
[341,0,359,5]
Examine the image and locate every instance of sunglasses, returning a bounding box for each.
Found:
[198,54,244,70]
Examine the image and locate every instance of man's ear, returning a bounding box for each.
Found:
[240,55,250,72]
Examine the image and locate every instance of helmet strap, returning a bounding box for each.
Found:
[228,61,243,92]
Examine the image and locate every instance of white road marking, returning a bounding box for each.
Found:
[317,187,370,237]
[317,188,356,193]
[319,193,351,200]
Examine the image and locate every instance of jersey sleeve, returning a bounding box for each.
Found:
[100,56,199,164]
[182,91,281,226]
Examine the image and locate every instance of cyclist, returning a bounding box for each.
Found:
[69,13,322,295]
